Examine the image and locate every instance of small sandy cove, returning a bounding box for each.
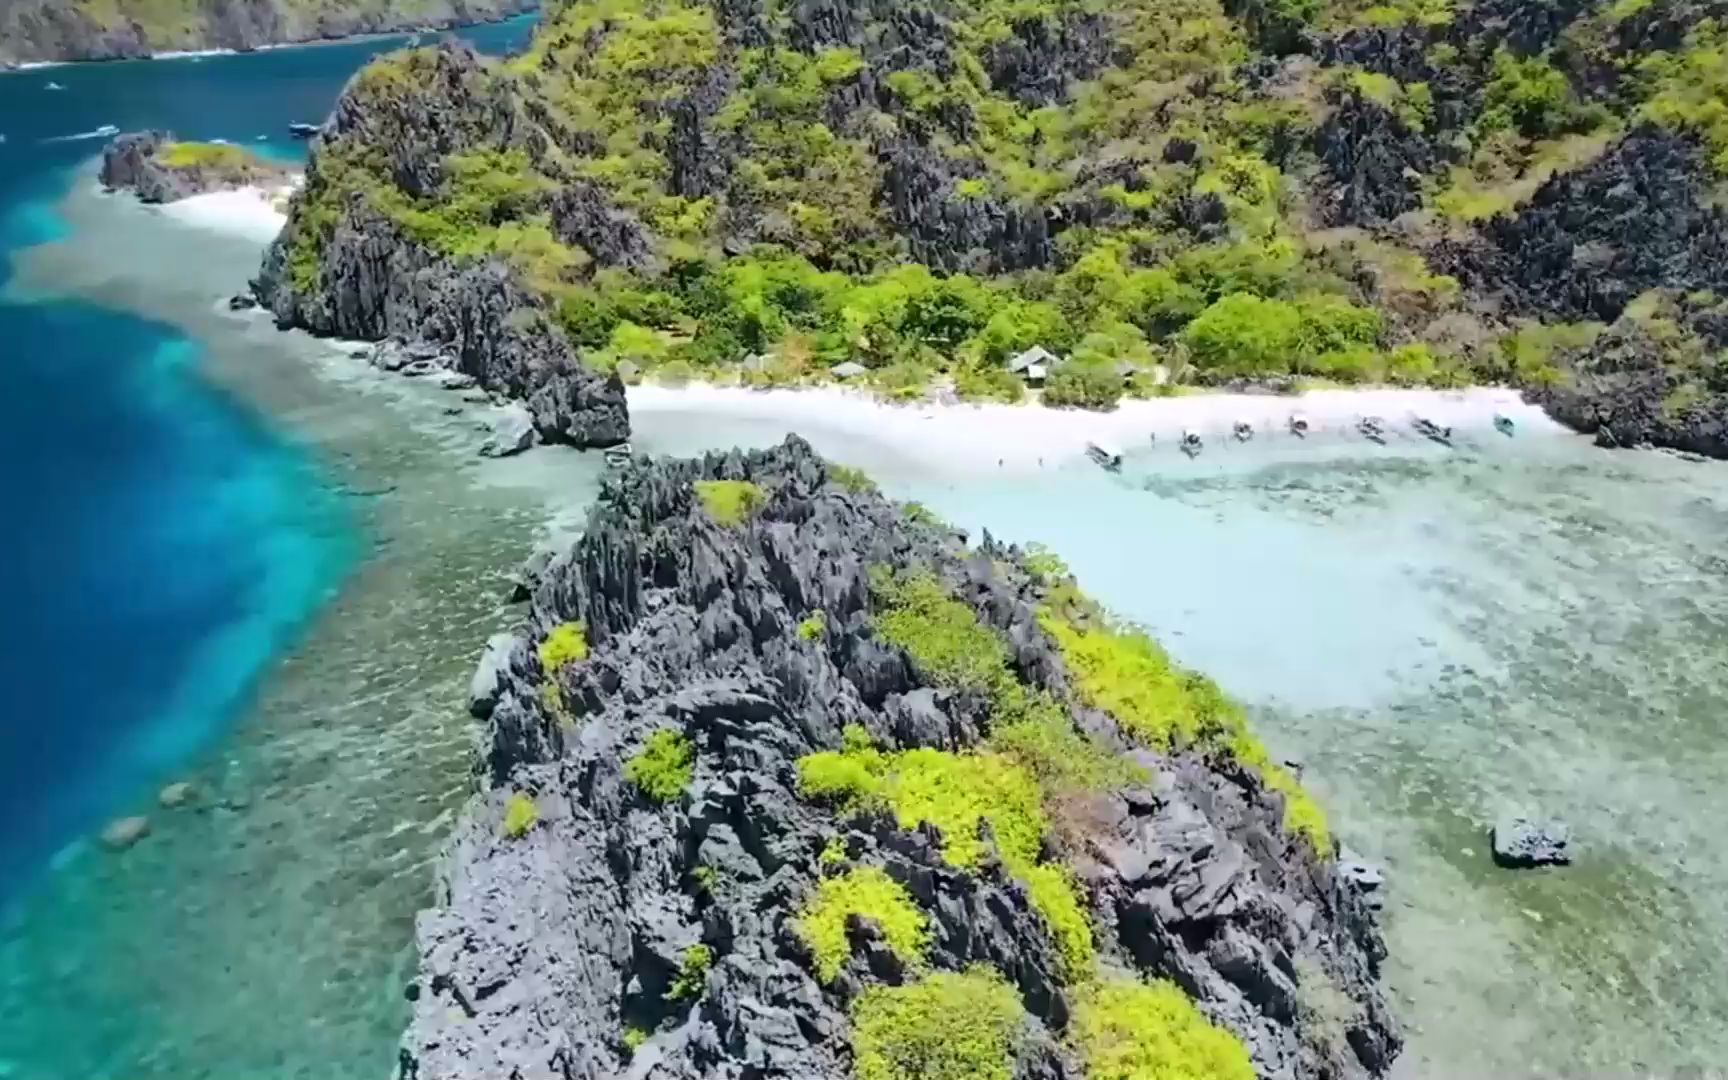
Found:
[179,182,1559,468]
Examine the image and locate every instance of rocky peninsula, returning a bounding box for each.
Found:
[0,0,535,66]
[408,436,1398,1079]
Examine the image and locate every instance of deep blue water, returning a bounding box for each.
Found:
[0,18,534,906]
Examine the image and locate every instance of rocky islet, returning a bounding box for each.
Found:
[402,436,1400,1079]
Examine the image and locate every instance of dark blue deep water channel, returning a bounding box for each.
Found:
[0,20,531,909]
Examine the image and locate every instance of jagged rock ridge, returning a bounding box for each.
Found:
[405,437,1399,1080]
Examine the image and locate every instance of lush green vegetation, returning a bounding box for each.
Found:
[1073,978,1256,1080]
[827,464,879,495]
[796,610,826,641]
[694,480,765,526]
[794,865,930,982]
[502,791,538,839]
[284,0,1569,402]
[538,621,589,671]
[158,140,254,170]
[1038,578,1330,850]
[849,968,1026,1080]
[625,729,695,803]
[1635,19,1728,174]
[667,943,712,1001]
[799,727,1094,976]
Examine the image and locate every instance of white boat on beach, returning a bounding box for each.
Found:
[1180,428,1203,458]
[1288,412,1310,437]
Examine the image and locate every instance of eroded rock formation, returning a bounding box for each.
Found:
[404,437,1400,1080]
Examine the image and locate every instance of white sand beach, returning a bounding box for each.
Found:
[628,382,1562,474]
[156,182,294,244]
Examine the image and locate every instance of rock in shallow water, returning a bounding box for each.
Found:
[100,816,150,850]
[1492,816,1572,869]
[157,782,195,809]
[478,406,535,458]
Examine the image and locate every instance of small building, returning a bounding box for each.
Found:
[1009,345,1057,386]
[829,360,868,380]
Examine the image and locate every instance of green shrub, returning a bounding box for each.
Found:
[1022,862,1094,977]
[538,621,589,671]
[626,729,696,803]
[1073,978,1254,1080]
[988,683,1145,795]
[1637,20,1728,172]
[694,479,766,525]
[159,140,253,170]
[622,1025,649,1053]
[1042,360,1124,410]
[819,835,848,865]
[1181,293,1303,376]
[795,865,929,982]
[828,463,879,493]
[668,943,712,1000]
[1038,600,1329,850]
[797,610,826,641]
[1478,48,1602,140]
[692,864,719,894]
[871,568,1014,695]
[1037,611,1235,751]
[1022,544,1069,582]
[850,968,1026,1080]
[954,364,1028,403]
[502,791,538,839]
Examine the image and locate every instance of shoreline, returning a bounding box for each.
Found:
[2,10,538,72]
[627,381,1560,474]
[137,179,1564,467]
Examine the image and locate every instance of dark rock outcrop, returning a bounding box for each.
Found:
[1313,90,1438,227]
[254,46,629,449]
[0,0,536,66]
[1491,816,1572,869]
[1525,317,1728,458]
[402,437,1400,1080]
[100,130,292,204]
[1432,127,1728,325]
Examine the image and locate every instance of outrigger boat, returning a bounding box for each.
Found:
[1357,415,1387,445]
[288,122,320,139]
[1411,415,1452,446]
[1288,412,1310,438]
[1232,419,1254,443]
[1180,429,1204,458]
[1494,413,1515,436]
[1086,441,1123,472]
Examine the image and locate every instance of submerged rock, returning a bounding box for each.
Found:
[401,436,1400,1080]
[157,782,195,809]
[1492,816,1572,869]
[100,816,150,850]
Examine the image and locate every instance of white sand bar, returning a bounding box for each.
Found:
[629,382,1562,474]
[156,183,294,244]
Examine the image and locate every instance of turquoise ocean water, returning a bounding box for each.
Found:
[0,22,534,1078]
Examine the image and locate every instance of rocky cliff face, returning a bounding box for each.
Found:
[0,0,535,65]
[252,45,627,449]
[408,437,1400,1080]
